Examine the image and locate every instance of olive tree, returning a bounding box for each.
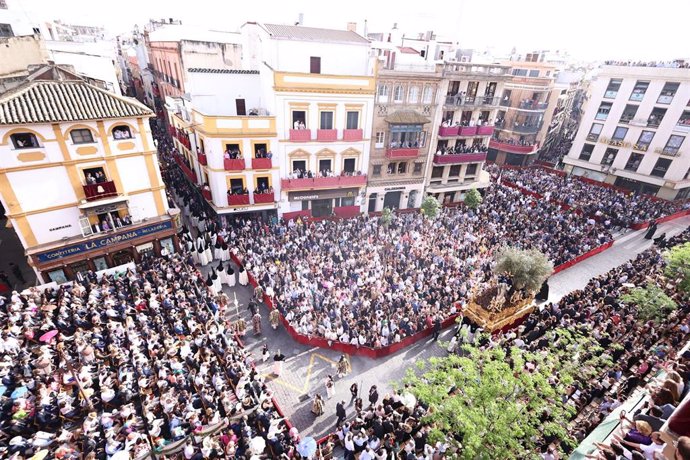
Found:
[495,246,554,292]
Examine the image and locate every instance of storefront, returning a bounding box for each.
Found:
[365,183,423,212]
[28,216,179,283]
[287,188,360,218]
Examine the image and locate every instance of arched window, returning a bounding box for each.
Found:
[377,84,389,103]
[112,125,132,140]
[393,85,404,103]
[11,132,40,149]
[408,86,419,104]
[423,86,434,104]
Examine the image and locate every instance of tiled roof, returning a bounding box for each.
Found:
[384,110,430,124]
[398,47,420,55]
[262,23,369,44]
[0,80,153,125]
[187,68,259,74]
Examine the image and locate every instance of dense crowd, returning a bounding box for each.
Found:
[435,143,488,155]
[494,166,684,228]
[445,229,690,457]
[0,253,301,459]
[229,184,610,349]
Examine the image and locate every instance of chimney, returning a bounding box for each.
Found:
[298,13,304,25]
[347,22,357,33]
[392,22,398,29]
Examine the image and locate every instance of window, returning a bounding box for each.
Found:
[595,102,612,120]
[635,131,655,151]
[601,147,618,166]
[528,70,539,77]
[604,78,622,99]
[651,158,672,177]
[512,68,528,76]
[373,165,382,176]
[113,125,132,139]
[310,56,321,74]
[587,123,603,141]
[389,126,425,148]
[318,159,332,174]
[657,82,679,104]
[224,143,241,155]
[70,128,94,144]
[393,85,404,103]
[292,160,306,172]
[624,153,643,171]
[423,86,434,104]
[387,163,396,174]
[346,111,359,129]
[375,131,385,148]
[647,107,667,127]
[611,126,628,141]
[397,162,407,174]
[377,84,389,103]
[292,110,306,128]
[466,163,478,175]
[229,178,245,194]
[579,143,594,161]
[0,23,13,38]
[629,81,649,101]
[431,166,444,178]
[408,86,419,103]
[254,143,267,156]
[79,217,94,237]
[678,110,690,128]
[319,111,334,130]
[235,99,246,116]
[662,135,685,155]
[10,132,39,149]
[256,176,270,191]
[619,104,638,123]
[449,165,462,176]
[343,158,356,173]
[413,162,423,174]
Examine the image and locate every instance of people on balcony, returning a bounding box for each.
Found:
[293,120,307,130]
[287,169,364,180]
[227,188,249,196]
[435,143,488,156]
[254,149,273,159]
[389,140,420,149]
[491,136,536,147]
[223,148,243,160]
[255,185,274,195]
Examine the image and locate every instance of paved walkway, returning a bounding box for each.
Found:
[188,208,690,440]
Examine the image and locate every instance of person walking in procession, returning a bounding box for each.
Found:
[349,383,358,405]
[336,400,347,426]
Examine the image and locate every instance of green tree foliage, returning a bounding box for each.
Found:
[380,207,393,227]
[664,242,690,295]
[404,329,607,459]
[420,195,441,219]
[495,246,554,292]
[620,283,677,323]
[463,188,483,210]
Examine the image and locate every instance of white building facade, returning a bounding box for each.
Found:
[563,64,690,199]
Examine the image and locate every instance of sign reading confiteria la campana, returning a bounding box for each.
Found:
[35,220,174,263]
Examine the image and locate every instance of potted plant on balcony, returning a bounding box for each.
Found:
[420,196,441,220]
[463,188,482,210]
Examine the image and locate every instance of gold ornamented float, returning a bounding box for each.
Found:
[465,281,535,332]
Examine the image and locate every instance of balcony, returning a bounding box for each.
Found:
[500,98,512,107]
[198,152,207,166]
[459,126,478,136]
[228,194,250,206]
[654,147,682,157]
[252,158,272,169]
[281,175,367,190]
[489,139,539,155]
[343,129,363,141]
[317,129,338,142]
[174,154,196,182]
[253,192,275,204]
[83,181,118,201]
[438,126,459,137]
[444,95,499,107]
[509,122,543,134]
[386,148,419,159]
[202,189,212,201]
[289,129,312,142]
[517,101,548,111]
[433,153,487,165]
[224,159,245,171]
[603,90,618,99]
[476,125,494,136]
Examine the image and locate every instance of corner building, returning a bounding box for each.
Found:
[0,66,177,283]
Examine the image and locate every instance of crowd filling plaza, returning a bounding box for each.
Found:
[0,125,689,460]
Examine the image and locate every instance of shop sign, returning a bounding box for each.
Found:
[35,220,173,263]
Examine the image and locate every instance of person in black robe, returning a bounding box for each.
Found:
[536,280,550,301]
[644,221,658,240]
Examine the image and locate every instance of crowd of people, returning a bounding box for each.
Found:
[538,137,573,165]
[441,229,690,457]
[0,252,302,459]
[492,166,684,228]
[226,183,610,349]
[285,169,365,180]
[490,136,537,147]
[435,143,488,155]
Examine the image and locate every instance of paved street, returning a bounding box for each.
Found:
[197,215,690,440]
